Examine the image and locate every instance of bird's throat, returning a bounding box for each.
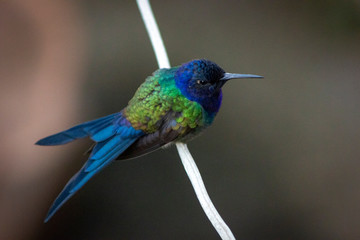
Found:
[179,89,223,114]
[196,90,223,114]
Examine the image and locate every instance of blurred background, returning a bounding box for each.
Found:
[1,0,360,239]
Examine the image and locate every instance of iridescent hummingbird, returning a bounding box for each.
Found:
[36,59,262,222]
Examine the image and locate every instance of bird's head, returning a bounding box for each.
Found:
[174,59,262,112]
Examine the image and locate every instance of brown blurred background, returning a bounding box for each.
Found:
[0,0,359,239]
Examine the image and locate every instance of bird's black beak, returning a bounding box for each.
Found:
[220,73,263,81]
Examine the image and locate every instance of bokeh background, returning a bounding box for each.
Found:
[1,0,360,239]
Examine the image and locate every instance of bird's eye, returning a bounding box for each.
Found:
[196,80,207,85]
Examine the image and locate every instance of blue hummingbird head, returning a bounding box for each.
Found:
[175,59,262,113]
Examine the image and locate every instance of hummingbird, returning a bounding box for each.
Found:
[36,59,262,222]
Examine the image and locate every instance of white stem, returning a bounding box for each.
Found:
[136,0,170,69]
[136,0,235,239]
[176,143,236,240]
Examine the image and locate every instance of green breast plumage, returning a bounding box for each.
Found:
[124,68,214,135]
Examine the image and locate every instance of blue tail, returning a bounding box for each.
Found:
[37,113,144,222]
[36,113,120,146]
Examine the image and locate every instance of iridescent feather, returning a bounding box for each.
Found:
[36,59,262,221]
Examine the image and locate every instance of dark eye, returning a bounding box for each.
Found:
[196,80,207,85]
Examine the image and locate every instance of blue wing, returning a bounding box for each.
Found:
[36,113,144,222]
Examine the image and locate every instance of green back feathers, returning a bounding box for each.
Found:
[124,68,211,134]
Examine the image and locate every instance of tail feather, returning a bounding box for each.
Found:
[36,113,119,146]
[90,125,116,142]
[40,113,144,222]
[84,135,129,172]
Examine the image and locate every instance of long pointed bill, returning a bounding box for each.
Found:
[220,73,263,81]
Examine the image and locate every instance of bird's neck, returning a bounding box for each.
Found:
[192,91,223,114]
[176,85,223,114]
[171,71,223,114]
[157,67,223,114]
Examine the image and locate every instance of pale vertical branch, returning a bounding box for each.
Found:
[136,0,170,68]
[136,0,236,239]
[176,143,236,240]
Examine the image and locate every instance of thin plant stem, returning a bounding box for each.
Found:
[136,0,170,68]
[176,143,236,240]
[136,0,236,239]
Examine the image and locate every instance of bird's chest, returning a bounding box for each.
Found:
[124,77,216,133]
[125,94,212,133]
